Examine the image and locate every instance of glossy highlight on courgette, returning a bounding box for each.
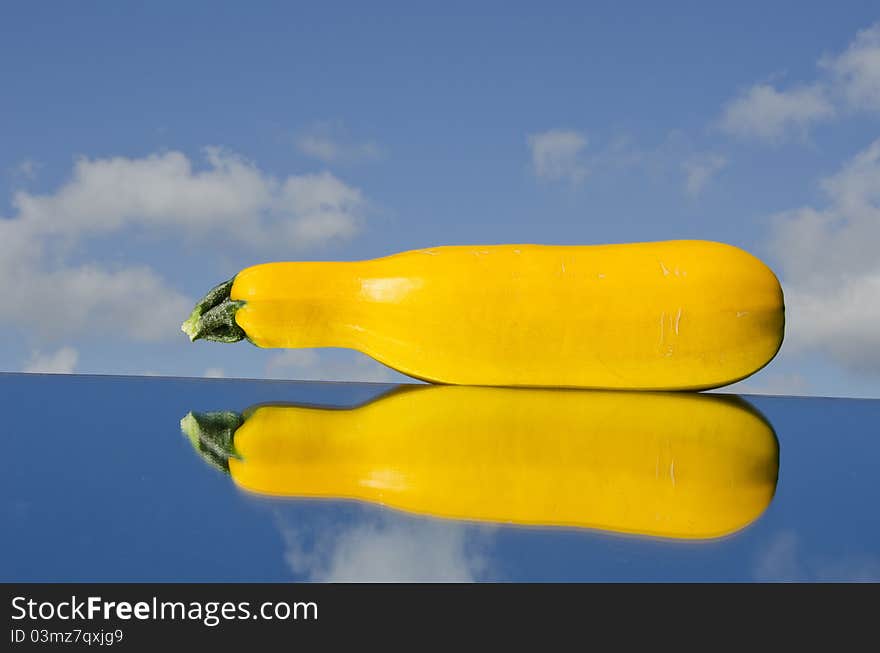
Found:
[181,240,785,390]
[181,386,779,540]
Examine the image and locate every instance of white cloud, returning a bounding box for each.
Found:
[0,253,191,343]
[682,153,727,196]
[822,22,880,111]
[719,22,880,143]
[754,531,803,581]
[12,159,40,180]
[296,126,382,164]
[0,213,190,342]
[768,139,880,372]
[297,136,339,162]
[277,172,364,244]
[720,370,810,397]
[526,130,726,196]
[318,522,485,582]
[203,367,225,378]
[755,531,880,581]
[11,148,366,249]
[719,84,834,142]
[528,129,589,184]
[265,349,321,373]
[265,349,405,383]
[278,512,490,582]
[0,148,367,345]
[22,346,78,374]
[781,277,880,372]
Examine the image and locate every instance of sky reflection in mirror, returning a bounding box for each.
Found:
[2,373,877,582]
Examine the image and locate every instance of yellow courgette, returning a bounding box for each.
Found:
[182,240,784,389]
[181,386,779,540]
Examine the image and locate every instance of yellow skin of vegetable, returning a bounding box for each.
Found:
[223,386,778,540]
[231,240,784,390]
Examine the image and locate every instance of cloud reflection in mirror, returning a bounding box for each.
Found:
[182,385,779,580]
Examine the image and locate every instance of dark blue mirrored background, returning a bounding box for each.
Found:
[2,372,878,582]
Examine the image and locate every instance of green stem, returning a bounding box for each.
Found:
[180,411,244,473]
[181,277,246,343]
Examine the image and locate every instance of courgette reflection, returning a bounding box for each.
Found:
[181,386,778,540]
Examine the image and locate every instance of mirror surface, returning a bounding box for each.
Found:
[2,373,877,582]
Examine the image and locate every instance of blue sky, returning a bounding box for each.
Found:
[2,2,879,397]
